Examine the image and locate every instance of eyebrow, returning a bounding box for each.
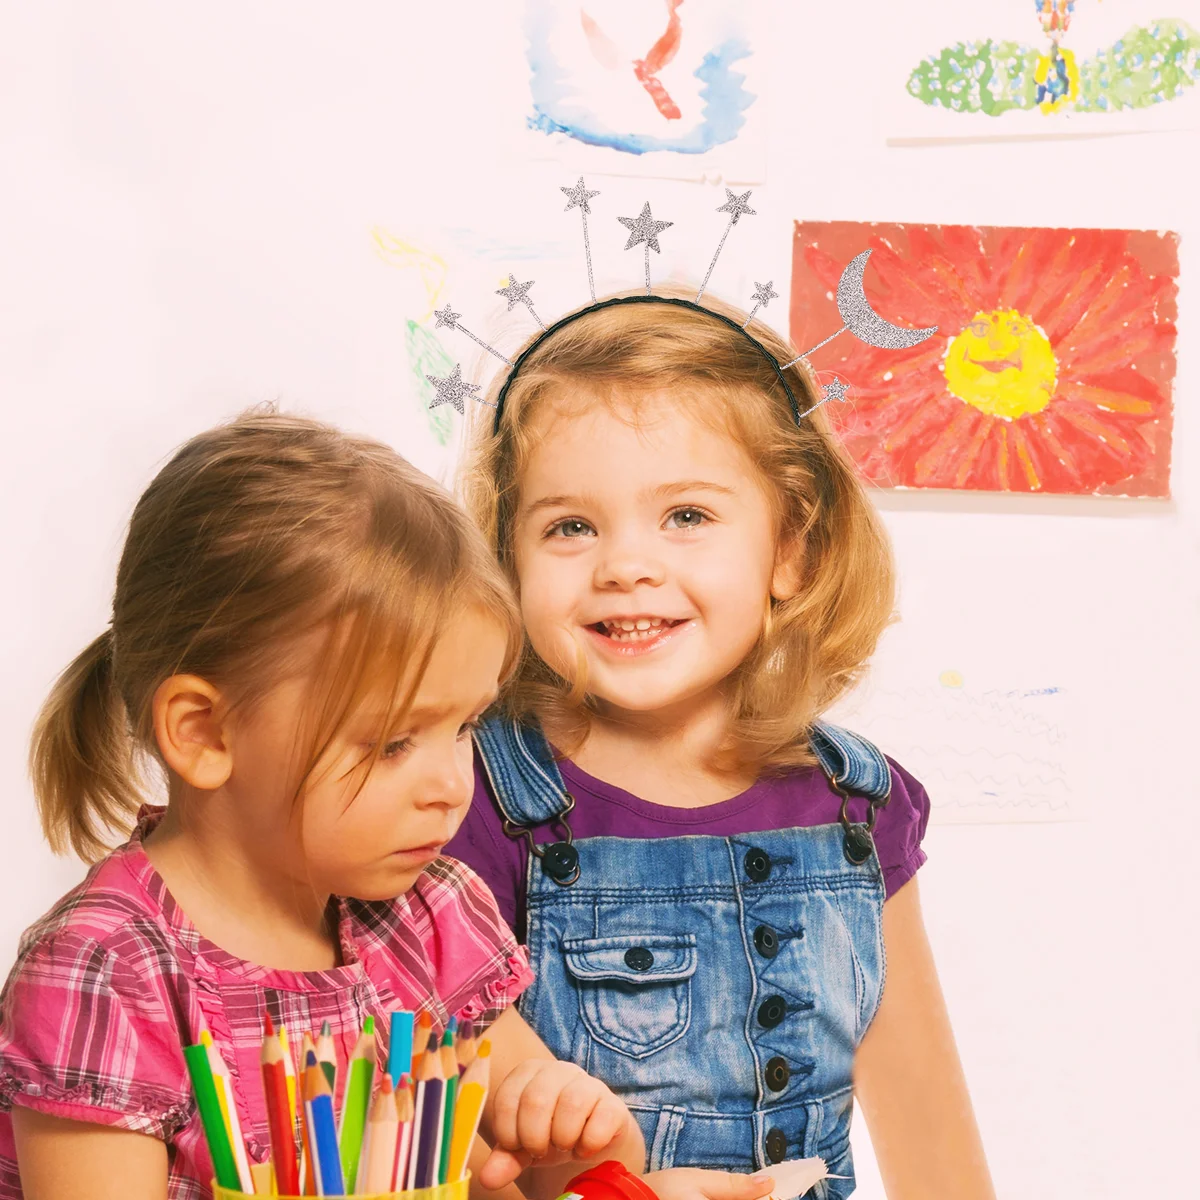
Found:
[520,479,737,519]
[360,688,499,729]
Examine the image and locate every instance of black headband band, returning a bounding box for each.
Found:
[491,294,801,436]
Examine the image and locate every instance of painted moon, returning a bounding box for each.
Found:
[836,250,939,350]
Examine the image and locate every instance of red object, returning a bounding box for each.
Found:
[261,1052,300,1194]
[563,1161,661,1200]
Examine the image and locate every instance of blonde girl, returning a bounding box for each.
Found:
[0,411,649,1200]
[447,289,997,1200]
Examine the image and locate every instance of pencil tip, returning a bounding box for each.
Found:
[417,1010,433,1028]
[320,1020,331,1037]
[263,1010,275,1036]
[306,1049,318,1068]
[364,1015,375,1035]
[478,1039,492,1059]
[446,1015,458,1033]
[427,1033,439,1053]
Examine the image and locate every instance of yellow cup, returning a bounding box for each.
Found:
[214,1175,471,1200]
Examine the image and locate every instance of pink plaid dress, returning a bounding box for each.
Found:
[0,808,533,1199]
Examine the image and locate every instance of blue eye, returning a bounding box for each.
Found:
[549,518,594,539]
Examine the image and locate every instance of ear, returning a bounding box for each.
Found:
[152,675,234,791]
[771,534,803,601]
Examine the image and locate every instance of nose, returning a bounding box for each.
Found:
[593,527,666,591]
[413,740,473,813]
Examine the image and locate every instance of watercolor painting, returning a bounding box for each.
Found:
[790,221,1178,497]
[522,0,764,179]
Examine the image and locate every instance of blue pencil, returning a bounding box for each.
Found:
[304,1053,346,1195]
[389,1010,414,1083]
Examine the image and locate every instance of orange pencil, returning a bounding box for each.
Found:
[299,1034,319,1195]
[447,1040,491,1183]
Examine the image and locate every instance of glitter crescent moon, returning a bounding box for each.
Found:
[837,250,939,350]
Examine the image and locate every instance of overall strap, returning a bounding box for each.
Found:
[809,720,893,801]
[473,715,572,827]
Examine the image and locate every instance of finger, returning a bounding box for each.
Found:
[705,1172,776,1200]
[513,1069,564,1159]
[549,1077,606,1153]
[489,1060,543,1151]
[477,1146,534,1191]
[575,1093,630,1159]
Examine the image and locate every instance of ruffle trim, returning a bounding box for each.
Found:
[455,947,534,1025]
[0,1071,190,1139]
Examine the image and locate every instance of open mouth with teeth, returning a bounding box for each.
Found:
[591,617,685,643]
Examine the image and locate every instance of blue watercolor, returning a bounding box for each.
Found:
[525,12,756,157]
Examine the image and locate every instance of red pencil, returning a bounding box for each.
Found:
[261,1017,301,1195]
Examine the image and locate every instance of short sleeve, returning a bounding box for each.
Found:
[407,858,534,1033]
[874,757,933,899]
[0,931,190,1139]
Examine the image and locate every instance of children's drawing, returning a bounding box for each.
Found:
[790,221,1178,496]
[907,9,1200,119]
[831,674,1075,825]
[373,229,456,446]
[523,0,762,175]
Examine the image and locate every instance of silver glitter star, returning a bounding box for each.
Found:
[617,202,673,254]
[752,281,779,308]
[433,304,460,330]
[717,188,756,224]
[822,377,850,405]
[562,177,600,215]
[426,363,480,415]
[496,275,536,312]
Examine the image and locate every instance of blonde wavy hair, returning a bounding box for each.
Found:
[32,409,522,862]
[459,284,896,775]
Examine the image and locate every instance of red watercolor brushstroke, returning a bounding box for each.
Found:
[789,221,1178,497]
[633,0,684,120]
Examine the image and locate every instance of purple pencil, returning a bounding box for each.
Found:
[411,1034,446,1189]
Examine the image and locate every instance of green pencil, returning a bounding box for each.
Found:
[184,1042,242,1190]
[339,1016,377,1189]
[438,1022,459,1184]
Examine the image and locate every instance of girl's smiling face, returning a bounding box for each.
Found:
[514,391,796,724]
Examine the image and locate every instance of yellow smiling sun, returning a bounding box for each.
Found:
[943,308,1058,420]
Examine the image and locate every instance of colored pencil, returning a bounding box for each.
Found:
[202,1031,254,1192]
[304,1052,345,1196]
[316,1020,338,1094]
[455,1019,476,1070]
[388,1010,414,1084]
[184,1042,242,1190]
[338,1017,377,1190]
[438,1023,460,1185]
[249,1162,275,1195]
[299,1039,320,1196]
[447,1040,491,1184]
[279,1021,299,1132]
[357,1073,400,1193]
[391,1073,415,1191]
[412,1033,446,1189]
[262,1017,301,1195]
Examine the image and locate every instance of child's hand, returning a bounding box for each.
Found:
[479,1059,636,1189]
[643,1168,777,1200]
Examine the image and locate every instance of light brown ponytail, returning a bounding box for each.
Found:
[29,630,143,861]
[29,408,521,864]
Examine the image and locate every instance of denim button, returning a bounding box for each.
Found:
[765,1056,790,1091]
[624,947,654,972]
[758,995,786,1028]
[744,848,772,882]
[765,1128,788,1163]
[753,925,779,958]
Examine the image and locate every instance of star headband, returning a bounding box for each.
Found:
[424,180,939,433]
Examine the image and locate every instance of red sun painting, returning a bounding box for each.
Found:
[790,222,1178,496]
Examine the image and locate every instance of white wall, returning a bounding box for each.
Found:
[2,2,1199,1197]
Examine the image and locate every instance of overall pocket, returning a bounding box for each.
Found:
[562,933,697,1059]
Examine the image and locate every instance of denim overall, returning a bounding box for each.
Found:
[472,717,893,1199]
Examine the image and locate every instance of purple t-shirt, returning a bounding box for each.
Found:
[447,745,932,941]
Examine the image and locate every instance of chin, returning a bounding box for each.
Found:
[336,865,427,902]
